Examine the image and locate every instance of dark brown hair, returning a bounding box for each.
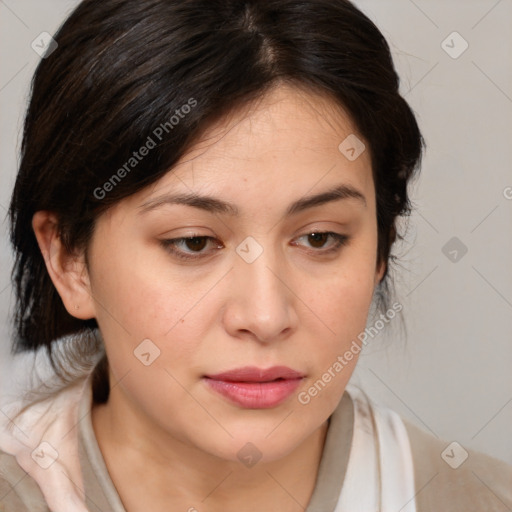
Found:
[8,0,424,404]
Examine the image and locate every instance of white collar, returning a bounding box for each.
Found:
[337,385,417,512]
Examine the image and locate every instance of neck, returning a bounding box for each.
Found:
[91,384,329,512]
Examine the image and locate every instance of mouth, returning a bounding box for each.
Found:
[203,366,305,409]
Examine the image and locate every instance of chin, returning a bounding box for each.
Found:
[209,422,317,466]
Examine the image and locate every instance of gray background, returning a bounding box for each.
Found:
[1,0,511,466]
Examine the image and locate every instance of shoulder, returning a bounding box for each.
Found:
[0,449,49,512]
[0,374,92,512]
[403,418,512,511]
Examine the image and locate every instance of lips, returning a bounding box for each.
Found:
[203,366,304,409]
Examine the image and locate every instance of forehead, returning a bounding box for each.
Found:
[182,83,366,163]
[130,83,374,211]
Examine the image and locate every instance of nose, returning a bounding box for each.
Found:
[222,241,298,343]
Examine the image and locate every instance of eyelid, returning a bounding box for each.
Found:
[159,231,350,261]
[159,235,222,261]
[291,232,349,253]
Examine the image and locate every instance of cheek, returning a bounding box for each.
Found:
[307,252,377,339]
[305,276,373,381]
[88,244,180,356]
[89,242,217,384]
[298,240,378,385]
[91,236,177,324]
[294,272,376,414]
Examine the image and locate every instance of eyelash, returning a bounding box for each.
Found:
[160,231,350,261]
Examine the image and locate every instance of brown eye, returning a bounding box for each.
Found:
[184,237,208,252]
[292,231,350,256]
[160,236,222,261]
[307,232,330,248]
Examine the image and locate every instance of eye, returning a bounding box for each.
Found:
[160,235,223,261]
[160,231,349,262]
[292,231,350,255]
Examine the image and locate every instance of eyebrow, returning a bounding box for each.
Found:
[138,183,367,217]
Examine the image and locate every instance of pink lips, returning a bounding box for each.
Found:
[203,366,304,409]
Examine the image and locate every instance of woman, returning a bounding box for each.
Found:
[0,0,510,511]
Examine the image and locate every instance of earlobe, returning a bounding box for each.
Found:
[31,211,96,320]
[375,260,386,285]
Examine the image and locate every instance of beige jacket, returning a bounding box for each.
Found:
[0,372,511,511]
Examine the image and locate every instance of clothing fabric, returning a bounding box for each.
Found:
[0,369,511,511]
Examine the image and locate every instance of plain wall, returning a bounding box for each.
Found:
[0,0,511,466]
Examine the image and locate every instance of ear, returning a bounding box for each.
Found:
[374,224,396,286]
[374,259,386,286]
[32,211,95,320]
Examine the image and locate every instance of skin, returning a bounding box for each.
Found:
[33,82,385,511]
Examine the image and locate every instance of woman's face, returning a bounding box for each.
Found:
[86,83,384,464]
